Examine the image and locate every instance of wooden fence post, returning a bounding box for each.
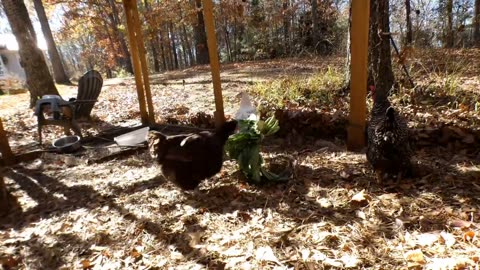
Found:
[347,0,370,151]
[202,0,225,127]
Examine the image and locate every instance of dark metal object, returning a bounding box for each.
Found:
[52,135,81,153]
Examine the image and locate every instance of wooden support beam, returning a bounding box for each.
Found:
[122,0,149,125]
[202,0,225,127]
[347,0,370,151]
[0,118,14,165]
[130,1,155,124]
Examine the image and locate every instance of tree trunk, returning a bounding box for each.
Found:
[2,0,59,107]
[159,34,168,71]
[343,0,352,91]
[170,22,179,70]
[445,0,454,48]
[368,0,395,97]
[182,24,194,65]
[107,0,133,73]
[283,0,290,55]
[474,0,480,46]
[143,0,160,72]
[32,0,71,84]
[405,0,413,44]
[194,0,209,64]
[311,0,319,52]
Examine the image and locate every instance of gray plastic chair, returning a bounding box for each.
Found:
[34,70,103,144]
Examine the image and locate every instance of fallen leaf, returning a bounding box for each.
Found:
[463,231,475,242]
[221,246,244,257]
[255,246,281,265]
[449,219,471,229]
[130,248,142,260]
[440,231,456,248]
[323,258,343,267]
[188,232,205,248]
[0,256,19,269]
[236,211,252,222]
[356,210,366,220]
[350,190,371,207]
[80,259,93,269]
[340,255,361,268]
[301,249,310,261]
[405,249,426,264]
[416,233,439,247]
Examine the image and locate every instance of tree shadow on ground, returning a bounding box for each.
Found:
[0,167,231,267]
[2,135,479,268]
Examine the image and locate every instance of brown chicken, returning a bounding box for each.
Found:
[148,120,238,190]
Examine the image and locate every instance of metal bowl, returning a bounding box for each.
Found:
[52,135,81,153]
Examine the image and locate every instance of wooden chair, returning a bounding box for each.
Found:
[35,70,103,145]
[73,70,103,120]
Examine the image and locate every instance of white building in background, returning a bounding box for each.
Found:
[0,33,47,84]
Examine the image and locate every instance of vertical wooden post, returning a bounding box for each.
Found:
[202,0,225,127]
[131,1,155,124]
[347,0,370,151]
[0,118,14,165]
[122,0,149,125]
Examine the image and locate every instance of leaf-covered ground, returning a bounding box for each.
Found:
[1,50,480,269]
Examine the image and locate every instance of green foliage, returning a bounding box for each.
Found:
[225,116,287,184]
[114,68,131,78]
[250,67,344,108]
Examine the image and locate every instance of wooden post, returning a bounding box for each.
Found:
[131,1,155,124]
[202,0,225,127]
[122,0,149,125]
[0,118,14,165]
[347,0,370,151]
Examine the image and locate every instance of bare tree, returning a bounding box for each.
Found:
[474,0,480,46]
[32,0,71,84]
[445,0,454,48]
[193,0,209,64]
[1,0,59,107]
[368,0,395,95]
[405,0,413,44]
[311,0,319,52]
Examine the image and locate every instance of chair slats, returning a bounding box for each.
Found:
[75,70,103,120]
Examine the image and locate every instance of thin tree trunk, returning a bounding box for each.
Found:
[311,0,319,52]
[445,0,454,48]
[144,0,160,72]
[159,33,168,71]
[405,0,413,44]
[170,23,179,70]
[2,0,59,107]
[108,0,133,73]
[343,0,352,91]
[182,24,194,65]
[368,0,395,96]
[474,0,480,46]
[32,0,71,84]
[194,0,209,64]
[283,0,290,55]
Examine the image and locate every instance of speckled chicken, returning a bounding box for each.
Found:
[366,86,412,183]
[148,120,237,190]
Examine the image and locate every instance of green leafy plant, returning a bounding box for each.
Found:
[225,116,288,184]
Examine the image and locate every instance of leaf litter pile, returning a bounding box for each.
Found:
[1,50,480,269]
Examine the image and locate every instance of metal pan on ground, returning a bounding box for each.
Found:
[52,135,82,153]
